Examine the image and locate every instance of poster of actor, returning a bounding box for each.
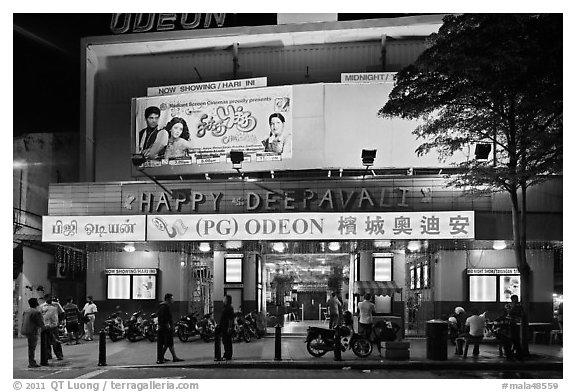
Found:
[132,86,293,165]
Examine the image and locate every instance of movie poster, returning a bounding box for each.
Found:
[133,86,293,167]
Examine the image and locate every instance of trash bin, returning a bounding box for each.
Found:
[426,320,448,360]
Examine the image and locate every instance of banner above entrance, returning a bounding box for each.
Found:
[147,211,474,241]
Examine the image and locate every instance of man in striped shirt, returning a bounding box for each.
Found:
[63,297,81,345]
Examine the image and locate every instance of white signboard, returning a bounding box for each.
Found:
[147,77,268,97]
[341,72,395,83]
[42,215,146,242]
[105,269,158,275]
[467,268,520,275]
[134,85,293,164]
[147,211,474,241]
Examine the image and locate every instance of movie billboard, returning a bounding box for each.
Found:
[133,86,293,167]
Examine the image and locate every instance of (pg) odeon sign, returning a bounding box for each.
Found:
[43,211,474,242]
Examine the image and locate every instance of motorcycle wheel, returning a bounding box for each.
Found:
[178,327,189,342]
[351,337,373,358]
[243,329,252,343]
[147,332,156,342]
[127,332,138,342]
[250,326,261,339]
[306,337,328,357]
[109,332,119,342]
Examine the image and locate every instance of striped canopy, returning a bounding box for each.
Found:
[353,281,402,296]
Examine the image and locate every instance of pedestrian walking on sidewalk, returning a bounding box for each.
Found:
[327,292,342,329]
[63,297,81,345]
[39,296,64,360]
[219,295,235,361]
[156,293,183,364]
[81,296,98,341]
[21,298,46,368]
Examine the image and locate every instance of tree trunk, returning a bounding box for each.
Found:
[510,187,531,357]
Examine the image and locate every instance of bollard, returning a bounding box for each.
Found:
[333,328,342,361]
[40,329,49,366]
[214,325,222,361]
[274,324,282,361]
[98,330,107,366]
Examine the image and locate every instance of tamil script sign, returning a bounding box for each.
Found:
[147,211,474,241]
[147,78,268,97]
[42,216,146,242]
[133,85,293,166]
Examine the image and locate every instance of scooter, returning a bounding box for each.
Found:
[125,310,146,342]
[103,311,126,342]
[305,324,373,358]
[196,313,216,342]
[233,312,252,343]
[244,311,263,339]
[176,313,199,342]
[142,312,158,342]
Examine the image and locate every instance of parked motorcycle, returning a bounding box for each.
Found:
[244,311,263,339]
[305,324,372,358]
[233,312,252,343]
[125,310,146,342]
[142,312,158,342]
[103,311,126,342]
[176,313,199,342]
[196,313,216,342]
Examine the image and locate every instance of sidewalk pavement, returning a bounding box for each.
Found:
[13,332,563,373]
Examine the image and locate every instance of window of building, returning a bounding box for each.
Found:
[107,275,130,299]
[469,275,497,302]
[225,255,243,283]
[373,253,393,281]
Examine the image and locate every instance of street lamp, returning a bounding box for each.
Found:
[131,153,174,197]
[361,149,377,179]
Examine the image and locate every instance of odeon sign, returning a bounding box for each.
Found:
[43,212,474,242]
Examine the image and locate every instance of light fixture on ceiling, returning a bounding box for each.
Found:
[492,240,507,250]
[198,242,211,252]
[272,242,286,253]
[328,242,340,252]
[374,240,391,248]
[225,241,243,250]
[123,243,135,252]
[407,241,420,252]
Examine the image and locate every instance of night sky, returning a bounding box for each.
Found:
[13,13,429,137]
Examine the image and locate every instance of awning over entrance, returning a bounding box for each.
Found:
[354,281,402,296]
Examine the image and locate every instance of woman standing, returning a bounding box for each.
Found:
[164,117,194,159]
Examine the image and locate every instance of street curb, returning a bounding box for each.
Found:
[116,360,563,371]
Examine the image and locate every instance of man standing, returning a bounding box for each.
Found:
[357,293,376,342]
[327,292,342,329]
[219,295,235,361]
[138,106,168,159]
[21,298,45,368]
[81,296,98,341]
[156,293,183,364]
[39,296,64,360]
[507,294,524,359]
[63,297,81,345]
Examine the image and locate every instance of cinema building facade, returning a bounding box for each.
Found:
[39,14,562,335]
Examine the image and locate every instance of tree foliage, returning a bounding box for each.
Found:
[379,14,562,192]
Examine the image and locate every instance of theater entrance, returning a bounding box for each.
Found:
[262,242,352,331]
